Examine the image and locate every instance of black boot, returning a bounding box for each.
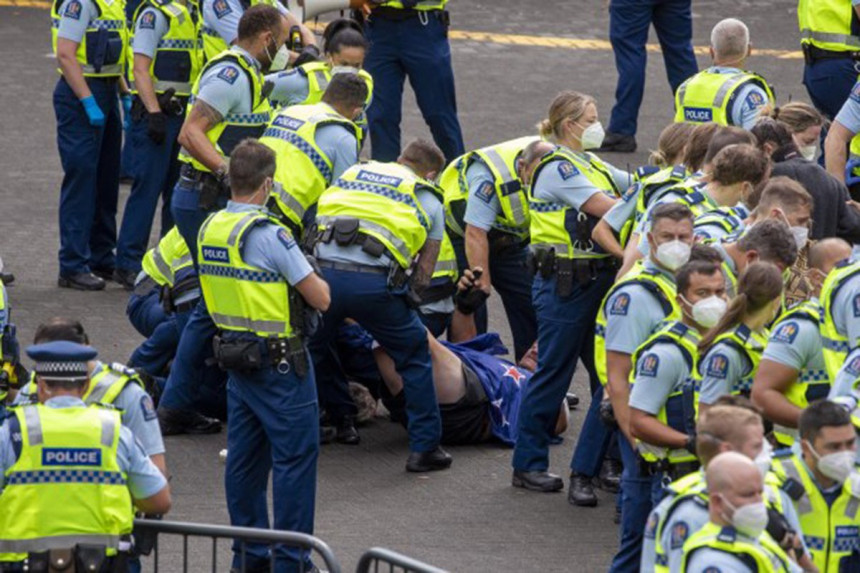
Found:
[597,131,637,153]
[406,447,453,472]
[598,459,622,493]
[512,470,563,492]
[335,416,360,445]
[568,472,598,506]
[157,407,222,435]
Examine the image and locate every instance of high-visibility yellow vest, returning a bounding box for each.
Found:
[768,300,830,447]
[681,521,792,572]
[693,206,746,239]
[141,227,193,287]
[16,363,143,407]
[51,0,128,77]
[630,321,700,464]
[197,209,297,338]
[528,146,620,260]
[440,136,537,239]
[378,0,446,10]
[0,404,133,555]
[128,0,202,96]
[674,68,774,126]
[595,265,679,386]
[820,259,860,379]
[622,165,690,247]
[432,232,458,283]
[772,452,860,572]
[798,0,860,52]
[698,323,769,396]
[178,47,272,173]
[317,161,437,269]
[0,283,7,404]
[200,0,279,62]
[260,102,358,231]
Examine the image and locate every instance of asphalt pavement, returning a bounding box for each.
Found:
[0,0,806,570]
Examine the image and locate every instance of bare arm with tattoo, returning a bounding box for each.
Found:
[413,239,440,292]
[177,99,226,173]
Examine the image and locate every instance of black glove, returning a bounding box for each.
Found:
[293,44,321,67]
[598,400,618,428]
[765,507,792,547]
[215,167,231,196]
[147,112,167,145]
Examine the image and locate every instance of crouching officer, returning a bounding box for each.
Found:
[440,136,552,361]
[629,259,727,484]
[0,341,171,570]
[114,0,203,287]
[310,139,452,472]
[196,140,330,572]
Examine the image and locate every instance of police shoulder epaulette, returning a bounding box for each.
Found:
[670,165,687,179]
[716,526,737,544]
[669,322,689,337]
[733,323,752,343]
[110,362,138,378]
[780,477,806,502]
[636,165,660,180]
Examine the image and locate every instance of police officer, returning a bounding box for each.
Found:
[824,77,860,195]
[698,262,785,411]
[675,19,773,129]
[752,239,852,447]
[52,0,129,290]
[0,278,23,419]
[771,400,860,572]
[799,0,860,126]
[113,0,204,288]
[196,140,330,572]
[267,18,374,142]
[680,452,795,572]
[362,0,464,162]
[510,92,628,493]
[416,231,459,337]
[629,260,727,484]
[598,0,698,152]
[13,318,168,477]
[441,137,553,361]
[310,139,453,470]
[645,402,810,572]
[260,73,366,236]
[0,341,170,569]
[157,6,288,434]
[819,248,860,388]
[125,226,194,338]
[201,0,315,65]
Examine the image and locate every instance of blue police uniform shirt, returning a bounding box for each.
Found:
[195,46,258,118]
[226,201,313,286]
[267,68,310,108]
[629,338,691,415]
[462,159,503,232]
[829,272,860,350]
[532,154,631,210]
[132,7,170,59]
[684,528,803,573]
[314,123,359,183]
[316,181,445,268]
[698,339,750,405]
[0,396,167,499]
[202,0,288,46]
[0,284,8,330]
[762,307,826,381]
[56,0,100,44]
[642,492,673,572]
[603,259,674,355]
[707,66,771,130]
[835,81,860,135]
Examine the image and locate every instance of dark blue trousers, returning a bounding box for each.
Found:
[364,12,465,163]
[309,268,442,452]
[54,77,122,275]
[569,385,620,476]
[159,299,215,410]
[803,58,858,120]
[449,235,537,361]
[116,113,181,273]
[512,269,614,471]
[224,352,318,572]
[609,435,664,573]
[126,288,167,338]
[170,176,218,262]
[606,0,697,136]
[129,305,190,377]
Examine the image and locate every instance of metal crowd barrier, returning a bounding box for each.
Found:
[355,548,448,573]
[132,518,342,573]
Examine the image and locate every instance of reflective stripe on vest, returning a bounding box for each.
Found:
[798,0,860,52]
[681,522,792,573]
[141,227,193,287]
[674,69,774,126]
[200,0,280,62]
[51,0,128,78]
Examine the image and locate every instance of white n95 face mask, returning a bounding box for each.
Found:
[800,145,817,161]
[269,44,290,72]
[689,295,727,329]
[753,441,773,478]
[331,65,360,75]
[723,498,769,538]
[808,443,856,484]
[791,226,809,249]
[655,239,691,271]
[579,121,606,150]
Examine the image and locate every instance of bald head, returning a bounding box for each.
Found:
[707,452,763,524]
[711,18,750,66]
[519,140,555,185]
[809,238,852,274]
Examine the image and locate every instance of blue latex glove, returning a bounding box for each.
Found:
[80,95,105,127]
[121,94,133,131]
[847,158,860,187]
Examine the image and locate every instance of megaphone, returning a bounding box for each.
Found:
[285,0,360,22]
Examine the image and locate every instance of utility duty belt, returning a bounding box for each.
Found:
[488,230,528,255]
[372,6,449,25]
[213,334,308,378]
[179,164,230,212]
[802,44,860,63]
[2,544,131,573]
[638,457,700,481]
[528,250,617,297]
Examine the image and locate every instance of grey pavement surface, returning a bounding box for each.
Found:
[0,0,805,570]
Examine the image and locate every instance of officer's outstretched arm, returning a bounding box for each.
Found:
[55,38,91,100]
[592,219,624,260]
[464,225,492,294]
[295,273,330,312]
[177,100,227,173]
[750,359,802,428]
[134,485,172,515]
[630,408,688,449]
[825,121,854,184]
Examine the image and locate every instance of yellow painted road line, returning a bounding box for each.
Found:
[2,0,803,60]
